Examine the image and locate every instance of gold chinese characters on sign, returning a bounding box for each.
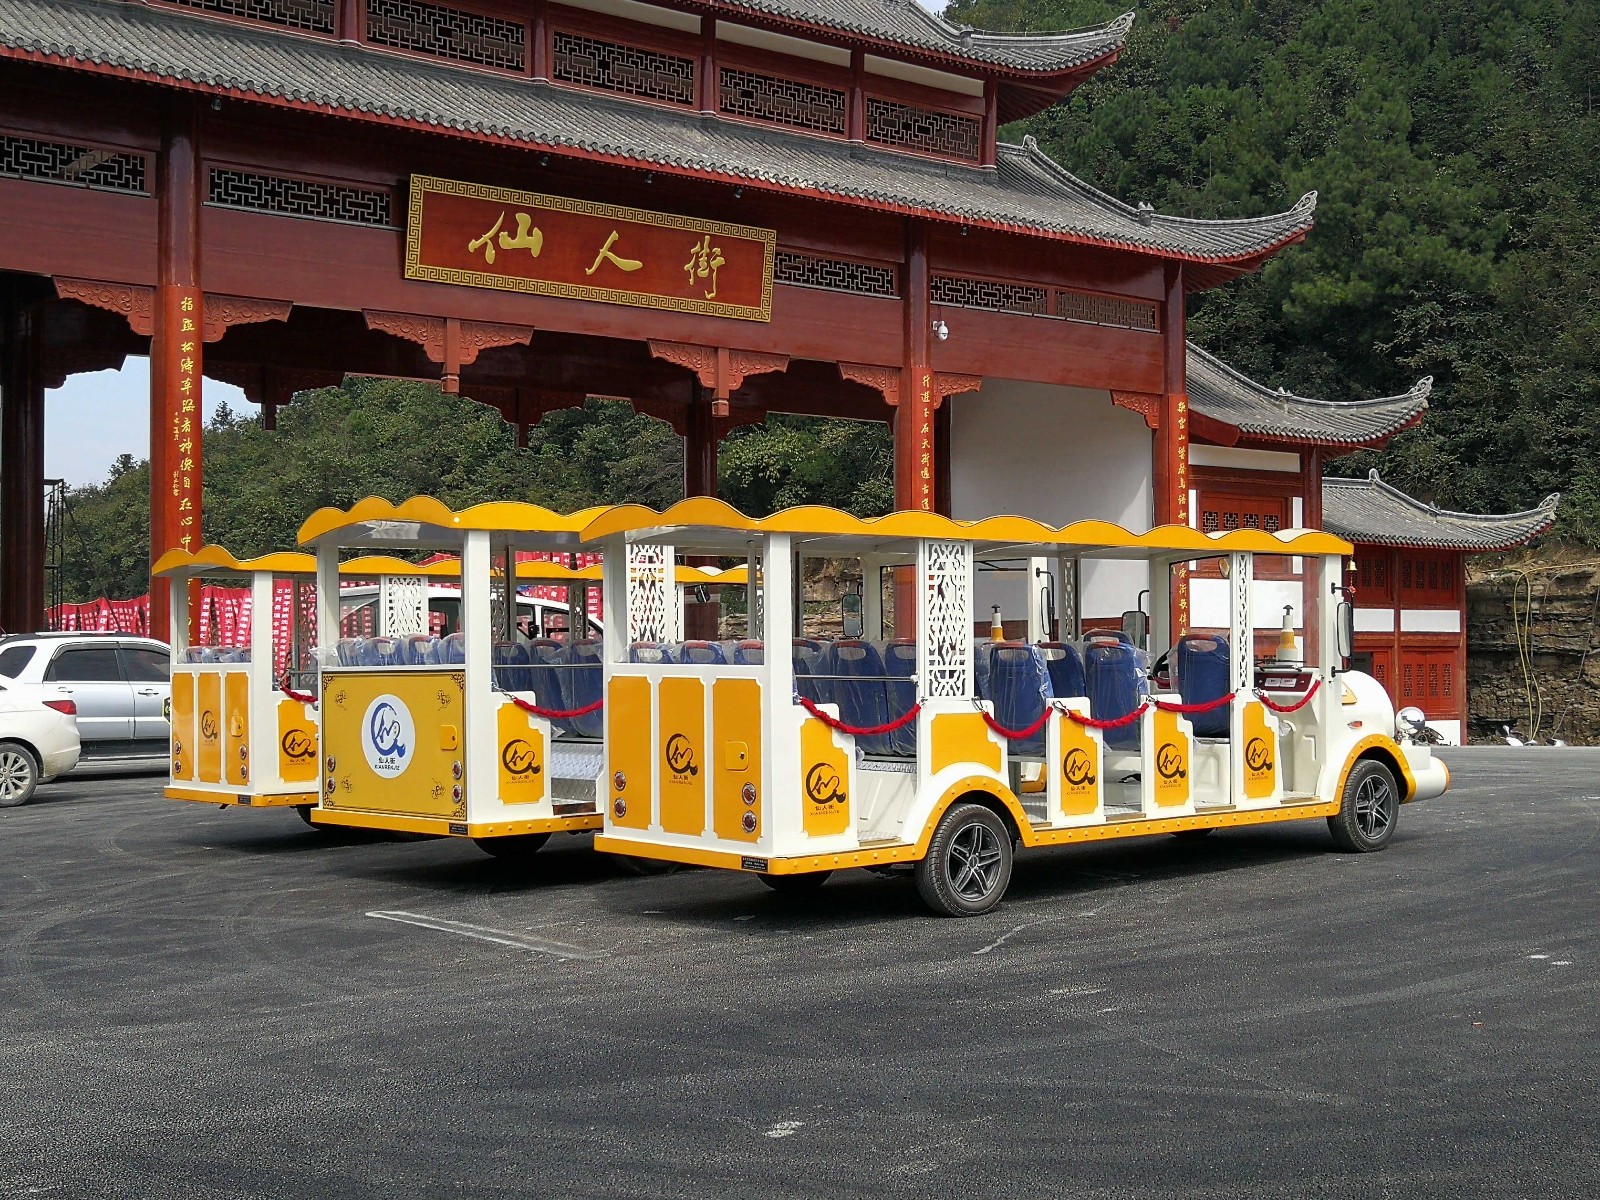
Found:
[404,176,775,322]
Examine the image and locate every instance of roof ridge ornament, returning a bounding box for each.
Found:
[1109,11,1138,37]
[1136,200,1155,225]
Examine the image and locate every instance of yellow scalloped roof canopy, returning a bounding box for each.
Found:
[297,496,610,546]
[580,499,1352,556]
[152,546,318,577]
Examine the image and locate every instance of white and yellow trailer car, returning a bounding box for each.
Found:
[295,496,748,858]
[583,499,1451,916]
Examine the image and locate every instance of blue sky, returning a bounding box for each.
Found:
[48,360,243,488]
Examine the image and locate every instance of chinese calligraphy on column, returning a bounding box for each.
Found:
[167,286,202,553]
[1173,392,1191,634]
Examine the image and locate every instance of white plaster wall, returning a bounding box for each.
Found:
[950,381,1153,626]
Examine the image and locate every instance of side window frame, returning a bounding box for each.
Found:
[119,645,172,683]
[44,644,129,684]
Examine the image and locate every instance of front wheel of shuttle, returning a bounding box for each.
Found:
[758,870,832,893]
[1328,759,1398,852]
[915,802,1012,917]
[474,833,551,860]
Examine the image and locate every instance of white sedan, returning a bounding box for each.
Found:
[0,682,81,806]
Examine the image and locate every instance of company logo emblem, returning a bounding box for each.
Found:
[1156,742,1187,782]
[664,733,698,778]
[1062,747,1098,788]
[502,739,541,776]
[162,696,171,723]
[804,762,846,807]
[362,694,414,779]
[200,710,219,742]
[1245,736,1274,774]
[282,730,315,761]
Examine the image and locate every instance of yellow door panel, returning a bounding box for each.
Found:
[321,670,464,819]
[196,671,222,784]
[798,716,851,839]
[658,676,706,836]
[224,671,250,787]
[170,672,195,782]
[606,675,652,830]
[276,699,318,784]
[1151,708,1192,809]
[712,679,763,842]
[1241,702,1279,800]
[497,702,548,806]
[930,712,1002,777]
[1057,713,1101,818]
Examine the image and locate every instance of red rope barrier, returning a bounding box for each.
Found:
[1062,702,1149,730]
[1153,692,1235,715]
[981,708,1053,742]
[278,678,317,705]
[796,694,921,737]
[1256,678,1322,713]
[509,693,604,721]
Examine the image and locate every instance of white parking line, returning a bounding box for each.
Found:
[366,910,609,960]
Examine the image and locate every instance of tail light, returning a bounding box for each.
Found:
[43,699,77,716]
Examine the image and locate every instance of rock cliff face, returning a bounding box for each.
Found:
[1467,566,1600,744]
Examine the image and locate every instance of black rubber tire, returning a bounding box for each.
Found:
[473,833,551,860]
[1172,827,1216,840]
[0,740,40,808]
[1328,759,1399,852]
[609,854,681,877]
[294,804,317,827]
[757,870,832,893]
[914,802,1013,917]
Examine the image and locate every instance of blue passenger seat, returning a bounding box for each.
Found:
[526,639,567,715]
[678,640,727,666]
[1038,642,1086,701]
[1085,636,1144,751]
[824,639,895,755]
[882,639,919,755]
[628,642,677,665]
[335,638,362,667]
[1175,633,1231,738]
[401,634,438,666]
[357,637,404,668]
[438,632,467,665]
[793,638,829,704]
[732,640,764,666]
[492,641,532,691]
[563,639,605,739]
[983,643,1052,757]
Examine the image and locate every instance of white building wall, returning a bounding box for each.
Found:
[949,380,1153,627]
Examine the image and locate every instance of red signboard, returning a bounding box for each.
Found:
[404,176,775,322]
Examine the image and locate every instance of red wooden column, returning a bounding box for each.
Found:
[0,293,45,633]
[682,385,719,639]
[894,222,934,636]
[1156,261,1191,633]
[149,103,204,641]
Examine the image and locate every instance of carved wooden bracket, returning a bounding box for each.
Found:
[934,372,983,407]
[364,310,535,394]
[463,387,586,447]
[206,362,343,426]
[54,277,155,336]
[838,361,900,407]
[202,294,293,343]
[1112,390,1162,430]
[648,340,788,416]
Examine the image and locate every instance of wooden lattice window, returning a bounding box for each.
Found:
[552,31,695,106]
[774,252,897,298]
[865,98,980,162]
[1397,550,1460,607]
[1194,492,1292,578]
[365,0,524,70]
[0,133,148,195]
[207,168,394,227]
[719,68,845,134]
[1354,549,1394,604]
[163,0,334,33]
[1396,647,1460,719]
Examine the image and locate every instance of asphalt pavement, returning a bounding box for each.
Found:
[1,749,1595,1199]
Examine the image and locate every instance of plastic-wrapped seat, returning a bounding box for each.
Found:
[972,640,992,703]
[731,640,764,666]
[335,638,362,667]
[1039,641,1086,701]
[983,643,1052,757]
[882,639,919,755]
[793,638,829,704]
[562,639,605,739]
[1175,633,1230,738]
[823,640,895,755]
[438,632,467,665]
[216,646,248,664]
[400,634,438,666]
[678,640,727,666]
[1085,636,1144,750]
[356,637,404,668]
[527,639,567,716]
[628,642,677,665]
[492,641,532,691]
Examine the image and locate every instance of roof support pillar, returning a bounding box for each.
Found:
[1157,261,1190,633]
[0,289,45,634]
[683,384,721,639]
[151,99,205,644]
[336,0,362,44]
[848,51,865,143]
[698,17,717,115]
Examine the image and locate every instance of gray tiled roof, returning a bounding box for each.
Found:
[1323,471,1559,551]
[0,0,1315,266]
[1187,343,1429,446]
[698,1,1134,72]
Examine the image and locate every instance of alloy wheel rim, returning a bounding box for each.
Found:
[948,822,1003,901]
[0,751,31,799]
[1354,774,1394,840]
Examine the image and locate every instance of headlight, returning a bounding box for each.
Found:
[1397,707,1427,739]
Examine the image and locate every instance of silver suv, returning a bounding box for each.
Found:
[0,634,170,761]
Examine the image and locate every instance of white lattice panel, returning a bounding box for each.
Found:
[489,566,509,639]
[380,574,428,637]
[919,539,973,698]
[627,543,676,645]
[1230,555,1252,691]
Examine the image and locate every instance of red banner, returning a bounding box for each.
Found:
[165,286,203,553]
[404,175,775,322]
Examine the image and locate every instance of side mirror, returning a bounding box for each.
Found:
[1336,600,1355,661]
[1121,608,1148,649]
[841,591,864,639]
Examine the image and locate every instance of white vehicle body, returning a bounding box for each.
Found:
[0,681,82,805]
[0,633,170,761]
